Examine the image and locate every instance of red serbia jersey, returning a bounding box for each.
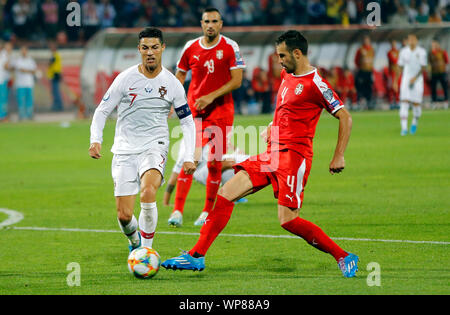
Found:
[177,35,245,120]
[271,68,344,160]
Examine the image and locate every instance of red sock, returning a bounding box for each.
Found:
[281,217,347,262]
[190,195,234,256]
[173,169,193,214]
[202,161,222,213]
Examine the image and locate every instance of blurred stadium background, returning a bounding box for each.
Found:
[0,0,449,121]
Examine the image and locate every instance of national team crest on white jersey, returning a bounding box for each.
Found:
[216,50,223,60]
[295,83,303,95]
[158,86,167,98]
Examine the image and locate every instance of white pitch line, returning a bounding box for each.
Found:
[0,208,24,228]
[5,226,450,245]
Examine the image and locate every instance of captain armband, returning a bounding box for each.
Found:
[175,104,192,119]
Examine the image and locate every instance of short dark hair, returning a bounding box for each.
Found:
[138,27,164,44]
[276,30,308,56]
[203,7,221,17]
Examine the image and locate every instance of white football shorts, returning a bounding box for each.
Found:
[111,148,168,197]
[400,75,424,104]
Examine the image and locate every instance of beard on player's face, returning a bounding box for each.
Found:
[282,54,297,73]
[204,28,219,42]
[142,53,160,72]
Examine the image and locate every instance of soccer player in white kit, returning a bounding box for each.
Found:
[398,34,428,136]
[89,28,196,252]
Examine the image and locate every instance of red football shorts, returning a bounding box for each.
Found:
[194,116,233,161]
[233,149,312,209]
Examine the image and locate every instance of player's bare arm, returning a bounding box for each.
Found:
[329,108,352,174]
[89,142,102,159]
[194,68,243,110]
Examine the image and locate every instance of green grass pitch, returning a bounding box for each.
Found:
[0,110,449,295]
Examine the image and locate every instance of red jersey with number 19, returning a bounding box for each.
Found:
[270,68,344,160]
[177,35,245,121]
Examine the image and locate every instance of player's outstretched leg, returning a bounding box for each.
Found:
[279,206,359,277]
[162,194,234,271]
[162,170,253,271]
[337,253,359,278]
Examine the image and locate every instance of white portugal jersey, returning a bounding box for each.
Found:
[90,65,194,161]
[398,45,427,80]
[398,45,427,103]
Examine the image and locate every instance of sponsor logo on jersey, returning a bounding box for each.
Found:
[216,50,223,60]
[102,92,110,101]
[144,87,153,93]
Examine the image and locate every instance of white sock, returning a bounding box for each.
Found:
[117,215,140,247]
[139,202,158,248]
[412,105,422,126]
[399,102,409,131]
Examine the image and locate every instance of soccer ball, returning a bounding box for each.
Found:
[127,247,161,279]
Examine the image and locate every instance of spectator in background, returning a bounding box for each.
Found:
[326,0,343,24]
[82,0,100,40]
[307,0,326,24]
[428,7,442,23]
[407,0,418,23]
[442,4,450,21]
[97,0,116,29]
[429,38,449,106]
[346,0,358,24]
[389,3,410,25]
[238,0,255,25]
[416,2,430,23]
[12,0,35,39]
[10,45,37,120]
[354,35,375,110]
[268,49,282,107]
[224,0,240,25]
[266,0,285,25]
[251,67,271,114]
[47,42,63,112]
[167,5,183,27]
[0,41,13,122]
[41,0,59,39]
[387,39,401,109]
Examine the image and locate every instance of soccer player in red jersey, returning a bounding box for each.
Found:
[386,39,400,109]
[162,31,359,278]
[168,7,245,227]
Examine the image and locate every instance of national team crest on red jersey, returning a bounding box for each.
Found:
[216,50,223,60]
[295,83,303,95]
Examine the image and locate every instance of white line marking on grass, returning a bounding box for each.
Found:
[5,226,450,245]
[0,209,24,228]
